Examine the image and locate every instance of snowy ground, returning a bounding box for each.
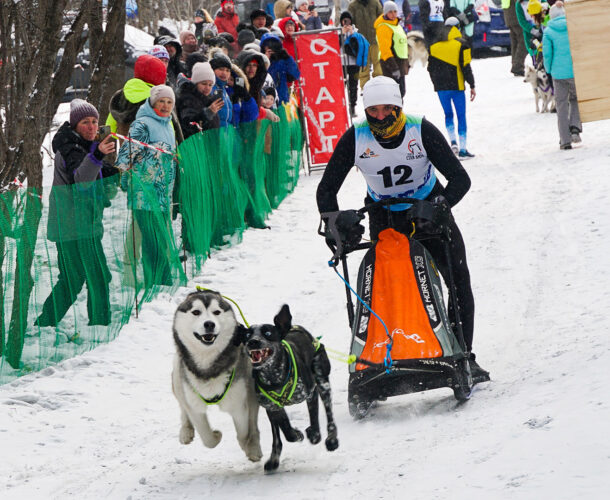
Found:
[2,56,609,499]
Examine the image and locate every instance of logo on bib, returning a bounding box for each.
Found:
[406,139,424,160]
[359,148,379,159]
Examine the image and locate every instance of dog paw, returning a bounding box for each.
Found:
[179,425,194,444]
[264,457,280,473]
[306,426,321,444]
[202,430,222,448]
[286,428,303,442]
[246,444,263,462]
[325,436,339,451]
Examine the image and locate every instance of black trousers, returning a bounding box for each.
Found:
[367,200,475,351]
[346,65,360,108]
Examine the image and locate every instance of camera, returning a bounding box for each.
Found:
[95,125,111,142]
[210,89,223,101]
[235,77,245,87]
[308,4,315,11]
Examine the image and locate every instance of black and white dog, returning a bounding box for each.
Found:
[243,305,338,473]
[172,290,263,462]
[524,64,556,113]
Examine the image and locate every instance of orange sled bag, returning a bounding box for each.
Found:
[347,227,470,416]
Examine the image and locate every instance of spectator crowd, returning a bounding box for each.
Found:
[41,0,580,327]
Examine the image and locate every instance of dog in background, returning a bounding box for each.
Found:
[524,65,556,113]
[407,31,428,68]
[172,289,262,463]
[243,304,338,473]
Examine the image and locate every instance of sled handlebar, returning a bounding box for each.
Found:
[320,198,452,264]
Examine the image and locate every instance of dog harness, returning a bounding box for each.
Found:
[255,340,299,408]
[189,367,236,405]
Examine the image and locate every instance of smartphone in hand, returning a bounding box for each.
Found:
[96,125,111,142]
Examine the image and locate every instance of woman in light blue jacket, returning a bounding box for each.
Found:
[542,2,582,149]
[117,85,177,287]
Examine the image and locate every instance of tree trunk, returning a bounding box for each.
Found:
[88,0,127,123]
[0,0,92,367]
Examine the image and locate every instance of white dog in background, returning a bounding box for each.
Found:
[524,65,556,113]
[407,31,429,68]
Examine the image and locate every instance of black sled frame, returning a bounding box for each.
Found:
[319,199,474,417]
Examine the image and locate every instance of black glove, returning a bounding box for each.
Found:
[431,194,450,210]
[414,196,450,235]
[232,79,249,101]
[457,12,469,26]
[334,209,365,249]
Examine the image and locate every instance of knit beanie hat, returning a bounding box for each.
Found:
[383,1,398,14]
[243,42,261,53]
[250,8,267,23]
[263,86,276,98]
[191,62,216,84]
[179,30,197,45]
[148,44,170,60]
[69,99,99,129]
[238,28,256,47]
[149,84,175,106]
[527,0,542,15]
[296,0,309,9]
[362,76,403,109]
[340,11,353,25]
[549,2,565,19]
[195,9,205,18]
[134,54,167,86]
[210,52,232,70]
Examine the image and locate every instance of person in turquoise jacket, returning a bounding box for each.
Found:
[116,85,177,288]
[448,0,477,46]
[542,1,581,149]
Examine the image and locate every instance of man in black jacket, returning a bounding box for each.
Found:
[316,76,488,380]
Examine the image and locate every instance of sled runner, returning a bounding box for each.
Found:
[320,199,477,418]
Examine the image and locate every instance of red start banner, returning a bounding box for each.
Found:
[295,30,350,167]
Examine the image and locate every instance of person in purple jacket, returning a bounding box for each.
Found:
[36,100,116,328]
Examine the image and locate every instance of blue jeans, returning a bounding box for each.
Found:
[437,90,467,150]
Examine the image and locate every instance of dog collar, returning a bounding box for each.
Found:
[189,368,236,405]
[256,340,298,408]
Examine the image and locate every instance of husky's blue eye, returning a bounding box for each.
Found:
[264,330,272,337]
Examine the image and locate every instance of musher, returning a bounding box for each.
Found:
[316,76,488,380]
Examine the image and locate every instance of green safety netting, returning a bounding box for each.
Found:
[177,103,303,274]
[0,104,304,384]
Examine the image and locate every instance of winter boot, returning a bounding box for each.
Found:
[468,356,490,384]
[459,149,475,159]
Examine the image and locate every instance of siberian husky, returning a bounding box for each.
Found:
[524,65,556,113]
[171,289,262,462]
[407,31,429,68]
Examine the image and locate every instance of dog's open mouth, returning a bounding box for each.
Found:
[248,348,272,365]
[194,332,218,344]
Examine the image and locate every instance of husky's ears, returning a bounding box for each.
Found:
[233,323,249,346]
[273,304,292,336]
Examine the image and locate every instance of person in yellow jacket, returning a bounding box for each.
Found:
[374,1,409,97]
[427,17,476,158]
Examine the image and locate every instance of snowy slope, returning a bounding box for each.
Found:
[2,56,609,500]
